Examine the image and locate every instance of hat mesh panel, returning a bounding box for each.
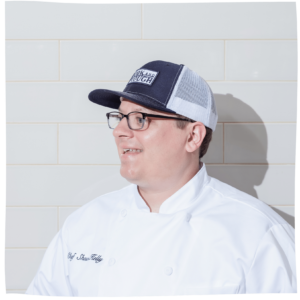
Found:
[174,68,210,109]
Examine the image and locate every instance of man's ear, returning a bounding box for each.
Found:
[185,122,206,154]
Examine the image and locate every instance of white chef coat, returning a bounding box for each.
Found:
[26,163,297,296]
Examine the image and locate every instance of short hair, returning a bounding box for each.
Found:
[175,116,213,160]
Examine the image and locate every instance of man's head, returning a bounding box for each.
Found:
[88,60,217,186]
[113,98,208,186]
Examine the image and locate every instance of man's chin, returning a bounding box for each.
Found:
[120,166,140,184]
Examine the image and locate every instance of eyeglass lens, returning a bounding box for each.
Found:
[108,112,146,130]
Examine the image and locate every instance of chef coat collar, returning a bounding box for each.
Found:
[132,162,209,214]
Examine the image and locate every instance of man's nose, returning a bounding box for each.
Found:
[112,116,132,137]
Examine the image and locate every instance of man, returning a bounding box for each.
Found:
[26,60,296,296]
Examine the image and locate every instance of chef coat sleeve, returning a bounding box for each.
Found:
[245,223,297,293]
[25,227,73,296]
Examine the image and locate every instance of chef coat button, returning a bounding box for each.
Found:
[121,209,127,217]
[108,258,116,266]
[164,267,173,276]
[186,213,192,222]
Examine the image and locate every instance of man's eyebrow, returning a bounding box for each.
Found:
[119,107,148,113]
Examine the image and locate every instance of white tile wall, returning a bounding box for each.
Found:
[59,124,120,164]
[6,207,57,248]
[7,166,130,206]
[5,2,296,292]
[5,249,46,290]
[60,40,224,81]
[6,2,142,40]
[271,206,295,217]
[206,165,295,206]
[7,124,57,164]
[59,207,80,230]
[226,41,297,80]
[224,124,296,163]
[271,206,295,228]
[202,123,223,164]
[143,3,297,39]
[6,82,127,122]
[210,82,297,123]
[6,41,59,81]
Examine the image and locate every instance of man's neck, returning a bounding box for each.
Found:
[138,162,203,213]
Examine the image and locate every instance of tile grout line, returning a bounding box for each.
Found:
[57,124,59,164]
[5,122,297,124]
[6,80,129,83]
[203,163,296,166]
[5,163,296,166]
[224,40,226,80]
[141,4,143,39]
[218,122,297,124]
[5,80,298,83]
[57,207,59,232]
[58,40,60,81]
[5,38,298,41]
[5,205,294,208]
[6,248,48,250]
[223,123,225,163]
[7,206,81,208]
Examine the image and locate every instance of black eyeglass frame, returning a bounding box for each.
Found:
[106,111,195,130]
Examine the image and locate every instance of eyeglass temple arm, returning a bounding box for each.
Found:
[106,112,194,122]
[142,113,194,122]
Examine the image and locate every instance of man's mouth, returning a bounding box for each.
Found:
[122,148,143,154]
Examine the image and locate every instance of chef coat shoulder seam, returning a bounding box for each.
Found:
[206,185,277,226]
[245,224,288,280]
[245,226,272,279]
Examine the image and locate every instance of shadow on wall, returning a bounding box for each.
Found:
[271,207,295,228]
[204,93,294,228]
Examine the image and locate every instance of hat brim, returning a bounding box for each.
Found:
[88,89,176,114]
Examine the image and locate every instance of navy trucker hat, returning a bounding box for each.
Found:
[88,60,218,131]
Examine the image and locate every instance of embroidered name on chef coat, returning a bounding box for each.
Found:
[67,252,103,264]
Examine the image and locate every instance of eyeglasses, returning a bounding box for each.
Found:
[106,111,195,130]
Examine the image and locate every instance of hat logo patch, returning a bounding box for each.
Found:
[128,68,159,86]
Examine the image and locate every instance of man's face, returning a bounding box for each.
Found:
[112,99,190,186]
